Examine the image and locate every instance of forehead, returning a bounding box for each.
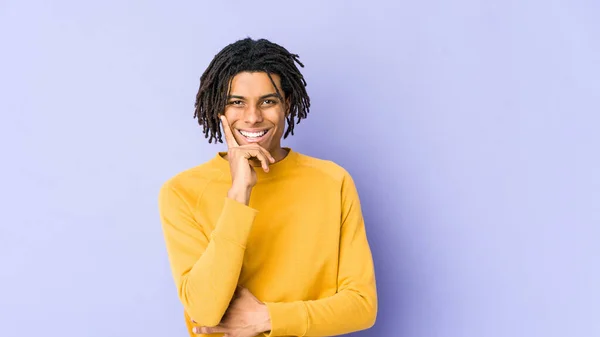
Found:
[228,71,282,96]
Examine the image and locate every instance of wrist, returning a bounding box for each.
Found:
[255,303,272,334]
[227,185,252,205]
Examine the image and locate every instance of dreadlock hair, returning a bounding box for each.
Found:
[193,38,311,144]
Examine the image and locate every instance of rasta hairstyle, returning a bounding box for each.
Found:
[193,38,311,144]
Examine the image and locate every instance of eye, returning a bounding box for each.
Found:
[262,99,277,105]
[228,100,243,106]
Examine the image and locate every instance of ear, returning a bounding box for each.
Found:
[284,98,291,116]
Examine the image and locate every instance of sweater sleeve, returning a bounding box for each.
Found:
[158,181,258,327]
[264,172,378,336]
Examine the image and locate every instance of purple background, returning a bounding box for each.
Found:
[1,1,599,336]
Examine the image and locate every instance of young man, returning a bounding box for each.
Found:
[158,38,377,337]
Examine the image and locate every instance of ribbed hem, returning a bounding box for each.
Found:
[264,301,308,337]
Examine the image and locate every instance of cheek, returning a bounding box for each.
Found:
[263,108,285,126]
[223,109,242,126]
[223,108,239,119]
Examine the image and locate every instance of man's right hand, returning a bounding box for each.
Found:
[220,115,275,205]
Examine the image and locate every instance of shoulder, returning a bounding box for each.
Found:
[159,159,225,202]
[293,151,353,184]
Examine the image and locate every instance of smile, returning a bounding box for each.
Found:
[237,129,270,142]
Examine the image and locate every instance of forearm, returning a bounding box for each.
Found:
[227,185,252,205]
[265,285,377,336]
[166,197,258,326]
[178,231,247,326]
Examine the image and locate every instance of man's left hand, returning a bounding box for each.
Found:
[192,287,272,337]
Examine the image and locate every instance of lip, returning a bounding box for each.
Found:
[237,128,270,132]
[236,128,270,143]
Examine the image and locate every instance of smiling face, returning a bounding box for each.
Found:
[223,71,288,156]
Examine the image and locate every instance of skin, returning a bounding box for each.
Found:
[223,71,289,161]
[191,71,291,336]
[220,71,290,205]
[192,287,271,337]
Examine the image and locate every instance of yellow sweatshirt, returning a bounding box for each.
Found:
[158,148,377,337]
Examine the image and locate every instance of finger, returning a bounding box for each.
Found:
[259,147,276,164]
[219,115,239,148]
[240,287,253,296]
[261,147,276,163]
[247,144,276,163]
[257,150,272,172]
[254,146,276,168]
[245,149,270,172]
[193,326,227,334]
[235,285,246,296]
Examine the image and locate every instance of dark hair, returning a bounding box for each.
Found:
[193,38,311,144]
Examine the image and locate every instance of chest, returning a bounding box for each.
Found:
[240,181,342,298]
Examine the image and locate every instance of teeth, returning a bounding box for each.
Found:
[239,130,267,138]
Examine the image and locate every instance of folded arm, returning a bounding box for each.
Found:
[159,182,257,327]
[264,172,378,336]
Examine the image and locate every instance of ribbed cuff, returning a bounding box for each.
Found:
[211,197,258,247]
[264,301,308,337]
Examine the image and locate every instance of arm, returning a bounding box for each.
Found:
[158,182,257,327]
[264,172,378,336]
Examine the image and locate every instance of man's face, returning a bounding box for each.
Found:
[223,71,287,154]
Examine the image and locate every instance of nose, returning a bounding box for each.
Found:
[243,105,263,125]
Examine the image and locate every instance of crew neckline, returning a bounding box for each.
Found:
[211,147,298,180]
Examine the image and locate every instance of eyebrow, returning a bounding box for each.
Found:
[227,93,280,100]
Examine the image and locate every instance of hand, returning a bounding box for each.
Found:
[220,115,275,204]
[192,287,272,337]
